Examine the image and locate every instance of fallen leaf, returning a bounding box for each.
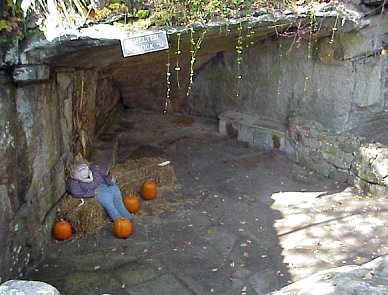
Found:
[364,272,372,280]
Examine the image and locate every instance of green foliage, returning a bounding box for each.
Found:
[135,9,149,19]
[6,0,23,15]
[93,3,129,20]
[0,20,8,31]
[150,0,257,27]
[150,1,186,26]
[1,1,24,44]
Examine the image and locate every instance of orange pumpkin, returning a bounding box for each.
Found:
[123,194,140,213]
[113,218,133,239]
[53,220,72,240]
[141,180,157,200]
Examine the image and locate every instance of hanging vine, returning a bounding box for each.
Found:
[174,32,182,89]
[235,21,243,97]
[304,9,316,93]
[276,27,284,98]
[186,27,207,97]
[234,20,256,97]
[164,48,171,113]
[328,14,339,46]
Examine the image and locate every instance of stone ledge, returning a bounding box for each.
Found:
[12,64,50,84]
[219,110,286,151]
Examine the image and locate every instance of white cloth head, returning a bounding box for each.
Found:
[73,164,94,183]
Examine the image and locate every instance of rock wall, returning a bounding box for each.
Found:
[0,65,69,281]
[287,116,388,196]
[187,14,388,137]
[0,57,118,281]
[0,72,18,283]
[186,14,387,195]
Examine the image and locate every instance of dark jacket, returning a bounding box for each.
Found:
[66,165,114,198]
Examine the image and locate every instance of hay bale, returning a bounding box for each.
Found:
[109,157,178,194]
[56,194,108,236]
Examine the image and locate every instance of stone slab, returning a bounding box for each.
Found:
[219,110,286,151]
[13,64,50,83]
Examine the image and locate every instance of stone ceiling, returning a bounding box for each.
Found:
[17,8,361,110]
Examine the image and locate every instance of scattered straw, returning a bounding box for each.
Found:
[56,194,108,236]
[109,157,178,194]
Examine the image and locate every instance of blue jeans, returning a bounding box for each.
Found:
[95,184,133,221]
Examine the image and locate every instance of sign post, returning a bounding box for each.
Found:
[120,31,169,57]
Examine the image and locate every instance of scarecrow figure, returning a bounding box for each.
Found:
[66,159,133,222]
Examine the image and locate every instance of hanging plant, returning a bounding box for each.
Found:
[186,27,207,97]
[235,21,243,97]
[164,47,171,113]
[175,32,182,89]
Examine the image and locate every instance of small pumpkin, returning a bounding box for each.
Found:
[123,194,140,213]
[113,218,133,239]
[140,180,157,200]
[53,220,72,240]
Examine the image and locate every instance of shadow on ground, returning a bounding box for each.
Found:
[24,110,388,295]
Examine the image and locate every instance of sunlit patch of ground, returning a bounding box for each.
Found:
[271,187,388,281]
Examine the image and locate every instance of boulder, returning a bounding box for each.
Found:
[267,255,388,295]
[0,280,60,295]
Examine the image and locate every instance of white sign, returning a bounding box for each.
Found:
[121,31,169,57]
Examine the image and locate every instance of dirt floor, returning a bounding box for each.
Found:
[24,110,388,295]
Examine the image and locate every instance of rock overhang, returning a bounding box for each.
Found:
[19,2,365,68]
